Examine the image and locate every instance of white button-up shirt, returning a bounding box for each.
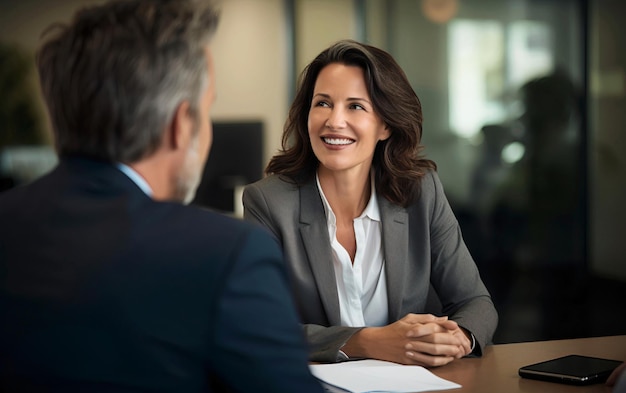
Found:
[316,173,389,328]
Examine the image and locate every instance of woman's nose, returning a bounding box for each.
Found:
[325,107,347,129]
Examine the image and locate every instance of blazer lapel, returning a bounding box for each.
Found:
[379,196,409,321]
[299,180,342,326]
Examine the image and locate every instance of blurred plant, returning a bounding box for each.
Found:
[0,42,45,147]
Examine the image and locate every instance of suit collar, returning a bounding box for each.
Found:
[58,157,153,205]
[298,178,410,325]
[378,196,409,321]
[299,180,342,325]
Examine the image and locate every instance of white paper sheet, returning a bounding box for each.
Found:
[310,359,461,393]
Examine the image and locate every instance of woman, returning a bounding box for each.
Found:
[243,40,497,366]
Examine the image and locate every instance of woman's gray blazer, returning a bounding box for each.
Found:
[243,170,498,363]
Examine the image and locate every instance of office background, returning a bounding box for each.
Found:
[1,0,624,344]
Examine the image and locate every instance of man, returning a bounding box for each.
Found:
[0,1,323,392]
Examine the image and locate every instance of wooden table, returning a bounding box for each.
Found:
[430,335,626,392]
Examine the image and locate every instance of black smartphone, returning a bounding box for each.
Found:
[518,354,624,385]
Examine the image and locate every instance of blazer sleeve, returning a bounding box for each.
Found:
[425,171,498,355]
[303,325,363,362]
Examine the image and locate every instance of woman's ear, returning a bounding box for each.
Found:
[379,125,391,141]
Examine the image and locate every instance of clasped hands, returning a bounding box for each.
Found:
[343,313,472,367]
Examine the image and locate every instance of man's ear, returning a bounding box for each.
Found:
[169,100,194,150]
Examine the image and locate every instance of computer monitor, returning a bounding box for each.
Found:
[192,121,264,216]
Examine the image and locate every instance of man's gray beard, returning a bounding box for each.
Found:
[175,135,202,205]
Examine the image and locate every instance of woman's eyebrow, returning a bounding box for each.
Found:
[347,97,372,104]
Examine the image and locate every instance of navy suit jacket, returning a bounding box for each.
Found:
[243,171,498,363]
[0,157,323,393]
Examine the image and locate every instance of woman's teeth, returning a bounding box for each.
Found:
[323,137,354,145]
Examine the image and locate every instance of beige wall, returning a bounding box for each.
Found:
[295,0,356,73]
[210,0,288,164]
[0,0,293,166]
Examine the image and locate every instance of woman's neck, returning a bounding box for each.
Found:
[318,166,371,220]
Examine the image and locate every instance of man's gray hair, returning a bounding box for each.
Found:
[37,0,220,162]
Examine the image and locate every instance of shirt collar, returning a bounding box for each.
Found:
[315,171,381,224]
[116,162,153,197]
[361,176,381,221]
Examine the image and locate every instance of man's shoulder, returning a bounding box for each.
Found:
[0,169,56,215]
[157,203,276,247]
[158,202,249,230]
[121,203,282,278]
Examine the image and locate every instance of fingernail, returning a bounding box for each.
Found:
[406,352,414,357]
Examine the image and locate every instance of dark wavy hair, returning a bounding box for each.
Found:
[36,0,220,163]
[266,40,436,207]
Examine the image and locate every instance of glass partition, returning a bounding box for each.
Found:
[363,0,588,343]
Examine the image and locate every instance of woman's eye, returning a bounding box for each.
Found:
[350,103,365,110]
[314,101,330,108]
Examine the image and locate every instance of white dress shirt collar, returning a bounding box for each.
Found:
[116,163,153,197]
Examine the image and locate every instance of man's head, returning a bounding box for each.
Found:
[36,0,220,167]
